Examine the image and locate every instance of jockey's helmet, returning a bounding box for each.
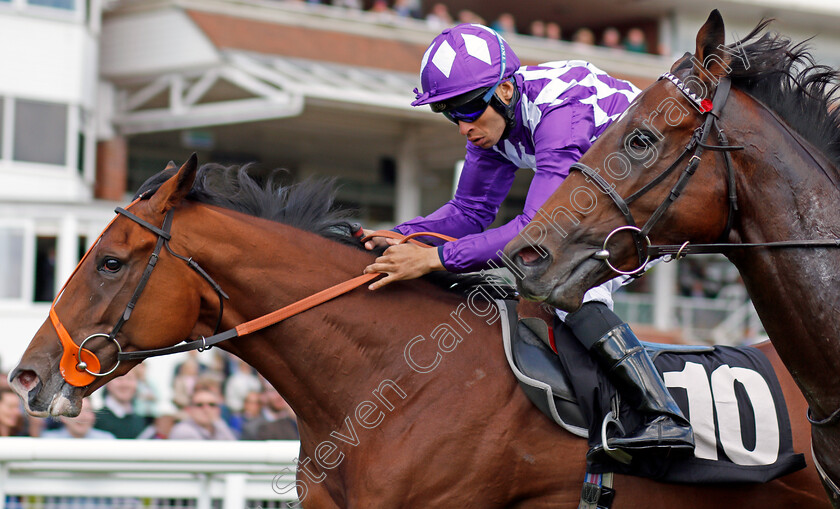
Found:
[411,24,520,127]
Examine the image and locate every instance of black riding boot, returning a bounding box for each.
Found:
[566,302,694,455]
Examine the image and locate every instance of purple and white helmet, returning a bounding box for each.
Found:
[412,24,520,107]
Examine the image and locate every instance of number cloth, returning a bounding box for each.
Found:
[553,321,806,483]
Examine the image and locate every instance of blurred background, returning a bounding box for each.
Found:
[2,0,840,393]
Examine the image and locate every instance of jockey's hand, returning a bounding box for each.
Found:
[364,243,444,290]
[362,229,400,251]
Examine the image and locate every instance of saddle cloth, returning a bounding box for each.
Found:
[497,300,806,484]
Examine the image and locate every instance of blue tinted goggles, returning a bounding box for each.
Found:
[439,85,498,124]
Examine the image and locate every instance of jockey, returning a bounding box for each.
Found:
[363,23,694,457]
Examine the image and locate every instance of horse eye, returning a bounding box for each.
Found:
[100,257,123,273]
[628,130,655,150]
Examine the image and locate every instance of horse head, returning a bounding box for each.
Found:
[506,10,740,311]
[8,155,208,417]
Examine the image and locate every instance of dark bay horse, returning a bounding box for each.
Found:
[506,10,840,507]
[8,156,827,507]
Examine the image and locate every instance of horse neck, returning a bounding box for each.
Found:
[726,92,840,417]
[172,205,488,436]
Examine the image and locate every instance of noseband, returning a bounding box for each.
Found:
[51,198,228,387]
[570,73,743,276]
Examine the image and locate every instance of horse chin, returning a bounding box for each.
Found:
[543,257,609,312]
[9,365,84,418]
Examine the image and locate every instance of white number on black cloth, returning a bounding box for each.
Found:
[664,362,779,466]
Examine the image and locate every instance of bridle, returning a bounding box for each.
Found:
[575,71,840,277]
[51,201,451,388]
[51,196,229,388]
[571,72,744,276]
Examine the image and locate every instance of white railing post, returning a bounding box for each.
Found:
[0,462,7,509]
[223,473,247,509]
[197,473,212,509]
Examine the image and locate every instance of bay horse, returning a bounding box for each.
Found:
[7,156,827,507]
[506,10,840,508]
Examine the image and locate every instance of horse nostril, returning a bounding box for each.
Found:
[517,246,545,266]
[14,369,39,392]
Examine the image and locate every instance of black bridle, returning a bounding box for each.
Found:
[574,72,840,277]
[571,73,744,276]
[62,202,230,382]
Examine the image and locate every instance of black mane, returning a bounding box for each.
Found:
[680,19,840,169]
[135,164,516,298]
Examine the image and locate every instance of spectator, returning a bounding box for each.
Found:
[491,13,517,35]
[601,27,622,49]
[624,27,648,53]
[0,387,23,437]
[545,21,561,40]
[42,399,115,439]
[457,10,485,25]
[369,0,393,19]
[425,2,452,29]
[393,0,421,19]
[228,390,264,437]
[241,385,299,440]
[132,363,158,418]
[169,388,236,440]
[138,413,178,440]
[94,371,151,439]
[572,27,595,45]
[224,359,262,414]
[529,20,546,38]
[332,0,362,8]
[172,357,201,409]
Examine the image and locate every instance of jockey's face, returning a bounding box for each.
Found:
[457,81,514,149]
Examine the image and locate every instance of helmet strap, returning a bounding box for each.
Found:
[489,80,520,141]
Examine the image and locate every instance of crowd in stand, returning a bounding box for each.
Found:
[281,0,661,55]
[0,351,299,441]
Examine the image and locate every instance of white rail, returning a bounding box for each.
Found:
[0,438,302,509]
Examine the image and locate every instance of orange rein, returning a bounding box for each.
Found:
[53,219,455,387]
[235,230,456,336]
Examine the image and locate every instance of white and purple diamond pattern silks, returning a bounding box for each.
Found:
[413,23,520,106]
[398,59,641,274]
[518,61,641,140]
[461,33,492,65]
[430,40,456,78]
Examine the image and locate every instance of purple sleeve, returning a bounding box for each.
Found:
[402,103,597,273]
[395,145,518,242]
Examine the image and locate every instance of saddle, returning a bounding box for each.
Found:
[496,299,805,484]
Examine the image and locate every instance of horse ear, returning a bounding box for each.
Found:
[148,153,198,215]
[694,10,730,81]
[164,160,177,171]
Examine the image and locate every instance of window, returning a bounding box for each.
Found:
[13,99,67,165]
[34,236,57,302]
[27,0,75,9]
[0,228,25,299]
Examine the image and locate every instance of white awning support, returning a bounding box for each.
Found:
[110,51,424,135]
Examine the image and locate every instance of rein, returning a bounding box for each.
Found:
[52,204,454,387]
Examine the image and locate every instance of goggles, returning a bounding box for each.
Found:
[436,85,499,124]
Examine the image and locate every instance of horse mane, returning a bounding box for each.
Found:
[679,19,840,170]
[135,164,517,299]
